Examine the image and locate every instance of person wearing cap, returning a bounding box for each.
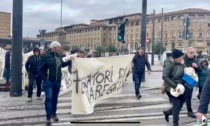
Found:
[184,47,201,118]
[162,49,186,126]
[132,47,151,99]
[38,41,74,124]
[25,47,42,102]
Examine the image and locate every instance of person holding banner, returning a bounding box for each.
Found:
[132,47,151,99]
[25,47,42,102]
[38,41,76,124]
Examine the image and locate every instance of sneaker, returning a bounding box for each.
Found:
[37,97,42,100]
[46,118,51,124]
[28,97,32,102]
[163,110,169,122]
[52,116,59,122]
[188,112,196,118]
[137,95,142,99]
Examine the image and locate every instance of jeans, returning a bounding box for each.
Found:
[44,80,61,119]
[133,72,144,96]
[185,85,193,112]
[3,68,10,83]
[28,73,42,98]
[166,92,185,125]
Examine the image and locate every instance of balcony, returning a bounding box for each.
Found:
[197,37,204,41]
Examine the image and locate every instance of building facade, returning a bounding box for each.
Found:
[37,8,210,53]
[0,12,11,37]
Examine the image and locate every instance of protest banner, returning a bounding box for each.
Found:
[71,54,134,114]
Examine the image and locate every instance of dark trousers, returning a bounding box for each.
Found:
[198,87,203,94]
[165,92,185,125]
[44,80,61,119]
[185,86,193,112]
[28,73,42,98]
[133,72,144,96]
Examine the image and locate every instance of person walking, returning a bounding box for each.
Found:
[25,47,42,102]
[132,47,151,99]
[3,45,12,89]
[38,41,74,124]
[162,49,186,126]
[197,58,209,100]
[183,47,201,118]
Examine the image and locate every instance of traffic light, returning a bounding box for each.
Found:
[183,17,190,40]
[118,23,125,43]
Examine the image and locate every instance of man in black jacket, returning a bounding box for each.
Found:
[25,47,42,102]
[184,47,201,118]
[38,41,72,124]
[132,48,151,99]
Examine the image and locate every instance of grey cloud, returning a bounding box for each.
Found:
[1,0,210,37]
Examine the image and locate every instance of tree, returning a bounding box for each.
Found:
[106,44,117,53]
[153,43,165,54]
[62,45,70,51]
[96,46,104,53]
[84,47,90,52]
[71,46,80,53]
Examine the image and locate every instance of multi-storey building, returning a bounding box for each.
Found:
[0,12,11,37]
[37,8,210,53]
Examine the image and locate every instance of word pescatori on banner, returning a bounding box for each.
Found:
[71,54,134,114]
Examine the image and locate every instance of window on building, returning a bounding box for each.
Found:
[178,31,182,38]
[189,32,193,39]
[131,29,133,32]
[131,34,133,41]
[208,23,210,27]
[165,43,167,46]
[198,31,203,38]
[207,31,210,38]
[136,28,138,32]
[171,31,175,38]
[135,22,139,26]
[198,15,204,19]
[189,14,195,19]
[164,32,168,39]
[178,15,183,19]
[131,22,134,26]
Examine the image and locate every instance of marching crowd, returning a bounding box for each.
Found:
[3,41,210,125]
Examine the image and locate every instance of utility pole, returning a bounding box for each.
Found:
[141,0,147,49]
[141,0,147,82]
[160,8,163,55]
[60,0,63,27]
[10,0,23,97]
[151,9,155,65]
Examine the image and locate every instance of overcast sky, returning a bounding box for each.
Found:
[1,0,210,38]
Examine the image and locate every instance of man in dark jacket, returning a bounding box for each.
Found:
[184,47,201,118]
[25,47,42,102]
[132,48,151,99]
[38,41,72,124]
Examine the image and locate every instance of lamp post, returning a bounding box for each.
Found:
[10,0,23,97]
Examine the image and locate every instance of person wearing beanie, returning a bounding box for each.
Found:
[25,47,42,102]
[184,47,201,118]
[38,41,72,124]
[162,48,185,126]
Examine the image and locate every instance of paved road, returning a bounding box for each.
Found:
[0,66,206,126]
